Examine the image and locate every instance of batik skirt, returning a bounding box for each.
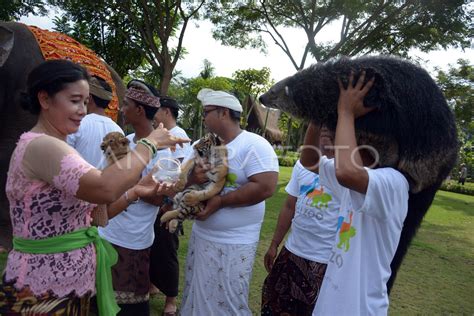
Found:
[110,243,151,304]
[0,277,90,316]
[261,246,327,316]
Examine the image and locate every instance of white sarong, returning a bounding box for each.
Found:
[181,230,258,315]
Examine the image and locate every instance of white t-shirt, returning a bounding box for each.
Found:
[169,126,192,160]
[192,131,279,244]
[99,133,171,250]
[67,113,124,169]
[284,160,340,263]
[313,156,409,316]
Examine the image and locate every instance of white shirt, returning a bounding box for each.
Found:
[67,113,123,169]
[313,156,409,316]
[169,126,192,160]
[192,131,279,244]
[284,160,340,263]
[99,133,171,250]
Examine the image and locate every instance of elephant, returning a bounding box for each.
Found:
[0,21,126,249]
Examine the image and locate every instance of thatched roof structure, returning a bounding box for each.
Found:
[244,97,283,143]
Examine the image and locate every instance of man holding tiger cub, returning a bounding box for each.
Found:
[180,89,279,315]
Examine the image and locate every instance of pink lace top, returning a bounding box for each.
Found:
[5,132,97,297]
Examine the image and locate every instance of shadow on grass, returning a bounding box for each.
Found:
[432,193,474,217]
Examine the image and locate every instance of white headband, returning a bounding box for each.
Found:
[197,88,242,112]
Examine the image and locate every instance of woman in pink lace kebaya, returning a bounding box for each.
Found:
[0,60,189,316]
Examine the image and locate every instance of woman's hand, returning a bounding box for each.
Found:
[148,123,190,149]
[337,71,375,119]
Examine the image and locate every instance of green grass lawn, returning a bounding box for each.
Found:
[1,170,473,315]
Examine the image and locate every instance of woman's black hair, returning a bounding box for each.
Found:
[20,60,90,115]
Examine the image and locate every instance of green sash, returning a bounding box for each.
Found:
[13,226,120,316]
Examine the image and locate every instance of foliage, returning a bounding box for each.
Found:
[440,180,474,196]
[436,59,474,177]
[51,1,143,78]
[232,67,274,128]
[207,0,472,70]
[278,112,306,150]
[436,59,474,131]
[0,0,47,21]
[199,58,215,79]
[50,0,205,94]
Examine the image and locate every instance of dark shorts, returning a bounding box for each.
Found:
[261,247,327,316]
[149,212,180,297]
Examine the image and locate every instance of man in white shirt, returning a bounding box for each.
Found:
[99,80,170,315]
[262,128,340,316]
[300,72,409,316]
[67,76,123,169]
[149,96,192,315]
[180,89,279,315]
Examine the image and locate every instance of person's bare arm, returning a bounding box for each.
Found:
[335,71,375,194]
[107,179,173,219]
[195,171,278,220]
[300,122,321,173]
[264,195,297,272]
[77,125,190,204]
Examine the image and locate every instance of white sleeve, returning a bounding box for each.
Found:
[318,156,345,200]
[67,131,78,148]
[243,138,279,178]
[285,161,301,197]
[353,168,409,220]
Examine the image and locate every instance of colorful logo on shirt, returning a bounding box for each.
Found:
[336,212,356,252]
[300,177,333,209]
[225,173,238,187]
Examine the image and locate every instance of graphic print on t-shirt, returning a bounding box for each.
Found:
[299,176,333,209]
[225,173,238,188]
[336,212,356,252]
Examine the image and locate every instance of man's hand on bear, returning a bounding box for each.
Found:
[337,70,375,119]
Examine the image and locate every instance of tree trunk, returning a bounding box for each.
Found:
[284,117,292,154]
[159,61,173,95]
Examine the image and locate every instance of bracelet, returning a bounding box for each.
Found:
[124,190,139,204]
[137,138,157,156]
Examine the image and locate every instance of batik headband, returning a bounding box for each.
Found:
[125,87,161,108]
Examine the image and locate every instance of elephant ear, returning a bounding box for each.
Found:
[0,25,14,67]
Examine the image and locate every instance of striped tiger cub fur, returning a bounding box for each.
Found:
[160,133,228,233]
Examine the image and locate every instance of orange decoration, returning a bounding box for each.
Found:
[27,25,119,122]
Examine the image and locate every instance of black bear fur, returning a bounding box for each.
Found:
[259,55,458,292]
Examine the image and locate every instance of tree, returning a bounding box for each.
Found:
[207,0,472,71]
[232,67,274,129]
[199,58,215,79]
[51,3,143,78]
[436,59,474,178]
[0,0,46,21]
[51,0,205,94]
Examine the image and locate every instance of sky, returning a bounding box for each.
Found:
[20,11,473,82]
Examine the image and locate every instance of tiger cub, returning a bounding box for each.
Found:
[90,132,130,227]
[161,133,228,233]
